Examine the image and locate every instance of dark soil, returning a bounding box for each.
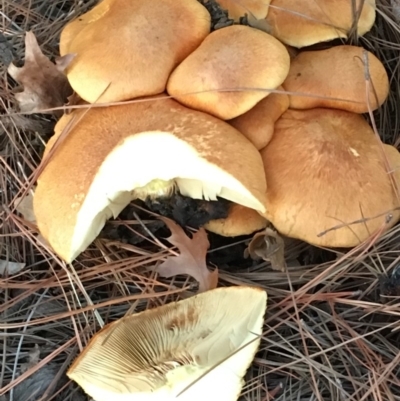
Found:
[198,0,253,30]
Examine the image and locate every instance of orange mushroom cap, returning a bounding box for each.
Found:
[60,0,211,103]
[260,108,400,247]
[167,25,290,120]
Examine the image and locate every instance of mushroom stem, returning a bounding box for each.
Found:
[133,179,177,201]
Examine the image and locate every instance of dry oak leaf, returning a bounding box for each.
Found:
[14,191,36,223]
[247,14,271,34]
[20,344,40,374]
[245,227,287,272]
[0,260,26,276]
[7,31,75,115]
[156,216,218,293]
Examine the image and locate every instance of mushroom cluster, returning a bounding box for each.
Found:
[28,1,400,400]
[33,0,400,260]
[32,0,289,263]
[257,0,400,248]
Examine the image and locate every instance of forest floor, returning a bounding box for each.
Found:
[1,1,400,400]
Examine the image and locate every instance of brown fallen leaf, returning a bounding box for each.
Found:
[7,31,75,115]
[14,191,36,223]
[0,260,26,276]
[247,14,271,34]
[245,227,287,272]
[392,0,400,23]
[156,216,218,293]
[20,344,40,374]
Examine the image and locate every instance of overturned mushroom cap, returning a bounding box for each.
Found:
[59,0,211,103]
[282,45,389,113]
[33,97,267,263]
[260,108,400,247]
[67,286,267,401]
[266,0,376,48]
[204,204,268,237]
[167,25,290,120]
[228,87,289,150]
[215,0,271,20]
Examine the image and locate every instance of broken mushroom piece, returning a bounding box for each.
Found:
[214,0,271,21]
[260,108,400,248]
[59,0,211,103]
[228,87,289,150]
[167,24,290,120]
[283,45,389,113]
[67,286,267,401]
[204,204,268,237]
[33,97,267,263]
[266,0,376,48]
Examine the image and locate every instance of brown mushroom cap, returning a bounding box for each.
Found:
[59,0,211,103]
[228,87,289,150]
[67,286,267,401]
[167,25,290,120]
[260,108,400,248]
[204,204,268,236]
[215,0,271,20]
[33,97,267,262]
[266,0,376,48]
[282,45,389,113]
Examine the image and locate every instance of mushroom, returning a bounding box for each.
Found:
[265,0,376,48]
[228,87,289,150]
[282,45,389,113]
[204,204,268,237]
[259,108,400,248]
[59,0,211,103]
[167,24,290,120]
[33,97,267,262]
[67,286,267,401]
[214,0,271,21]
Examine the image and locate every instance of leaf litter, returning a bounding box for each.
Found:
[20,345,40,374]
[156,216,218,293]
[7,31,75,116]
[2,1,400,401]
[0,260,26,276]
[245,227,287,272]
[13,191,36,223]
